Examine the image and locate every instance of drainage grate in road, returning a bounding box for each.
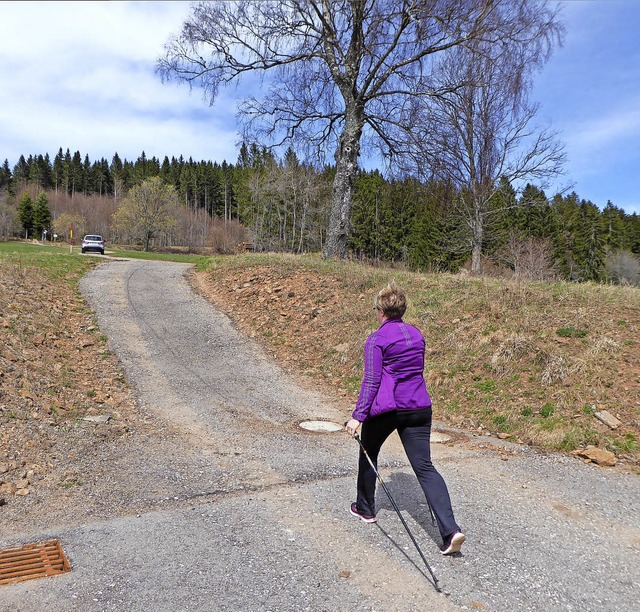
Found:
[0,540,71,586]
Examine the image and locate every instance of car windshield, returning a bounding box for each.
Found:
[85,235,103,241]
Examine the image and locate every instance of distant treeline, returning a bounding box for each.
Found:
[1,145,639,284]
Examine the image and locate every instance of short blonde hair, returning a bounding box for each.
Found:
[374,281,407,319]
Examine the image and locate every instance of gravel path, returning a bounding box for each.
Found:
[1,259,638,611]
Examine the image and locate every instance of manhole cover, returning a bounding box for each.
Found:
[0,540,71,586]
[431,432,451,443]
[299,420,343,432]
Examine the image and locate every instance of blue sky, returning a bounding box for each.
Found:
[1,1,638,215]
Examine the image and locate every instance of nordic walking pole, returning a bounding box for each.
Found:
[352,431,441,592]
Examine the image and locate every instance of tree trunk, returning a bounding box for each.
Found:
[323,110,363,259]
[470,208,483,274]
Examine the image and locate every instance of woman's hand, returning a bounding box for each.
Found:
[345,418,362,437]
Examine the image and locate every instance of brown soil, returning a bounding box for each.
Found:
[0,262,146,506]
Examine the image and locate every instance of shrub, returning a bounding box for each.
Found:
[605,250,640,286]
[208,218,250,254]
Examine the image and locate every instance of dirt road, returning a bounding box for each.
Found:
[1,259,638,611]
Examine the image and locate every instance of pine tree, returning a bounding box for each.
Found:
[41,153,53,189]
[518,184,553,238]
[61,149,72,195]
[17,194,34,238]
[551,192,580,280]
[625,213,640,255]
[82,154,92,195]
[0,159,11,191]
[28,154,52,188]
[110,153,125,200]
[70,151,83,195]
[378,178,417,262]
[13,155,29,185]
[221,160,237,221]
[52,148,64,192]
[348,170,385,260]
[90,158,112,196]
[32,192,52,239]
[601,201,628,251]
[574,199,607,282]
[160,156,172,183]
[408,182,468,272]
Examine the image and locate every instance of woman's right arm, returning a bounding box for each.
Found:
[351,335,383,422]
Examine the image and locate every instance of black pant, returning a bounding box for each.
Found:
[356,408,460,539]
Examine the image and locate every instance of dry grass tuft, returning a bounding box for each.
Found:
[589,336,620,355]
[537,352,571,386]
[491,334,535,375]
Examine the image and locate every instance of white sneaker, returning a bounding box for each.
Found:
[440,531,465,555]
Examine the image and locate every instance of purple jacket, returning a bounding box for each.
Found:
[352,318,432,422]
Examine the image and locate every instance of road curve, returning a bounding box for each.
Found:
[1,258,637,612]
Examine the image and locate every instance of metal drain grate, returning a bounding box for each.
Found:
[0,540,71,586]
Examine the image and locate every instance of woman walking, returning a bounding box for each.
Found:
[345,281,465,555]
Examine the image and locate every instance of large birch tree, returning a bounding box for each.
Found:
[158,0,563,258]
[399,26,565,274]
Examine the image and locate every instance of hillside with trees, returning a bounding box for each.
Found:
[0,145,638,284]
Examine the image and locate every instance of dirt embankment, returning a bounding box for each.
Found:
[0,262,143,506]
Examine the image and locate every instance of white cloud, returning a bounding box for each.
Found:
[0,1,240,164]
[567,101,640,152]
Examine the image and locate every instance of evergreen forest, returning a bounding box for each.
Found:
[1,145,639,285]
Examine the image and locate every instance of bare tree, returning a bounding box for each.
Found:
[0,189,18,240]
[208,218,249,254]
[53,212,87,243]
[157,0,553,259]
[111,177,179,251]
[605,250,640,286]
[400,7,565,274]
[498,231,556,281]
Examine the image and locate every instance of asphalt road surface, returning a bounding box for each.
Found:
[1,259,638,611]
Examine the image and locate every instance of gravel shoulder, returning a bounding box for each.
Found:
[1,259,638,611]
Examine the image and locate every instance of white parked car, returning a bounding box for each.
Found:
[81,235,105,255]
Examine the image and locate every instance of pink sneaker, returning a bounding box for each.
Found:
[350,502,377,523]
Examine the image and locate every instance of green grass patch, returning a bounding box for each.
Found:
[0,241,97,283]
[61,479,82,489]
[534,414,565,432]
[108,247,210,265]
[557,428,601,451]
[344,375,362,394]
[540,402,555,418]
[474,378,496,393]
[609,433,639,453]
[556,326,588,338]
[492,414,509,430]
